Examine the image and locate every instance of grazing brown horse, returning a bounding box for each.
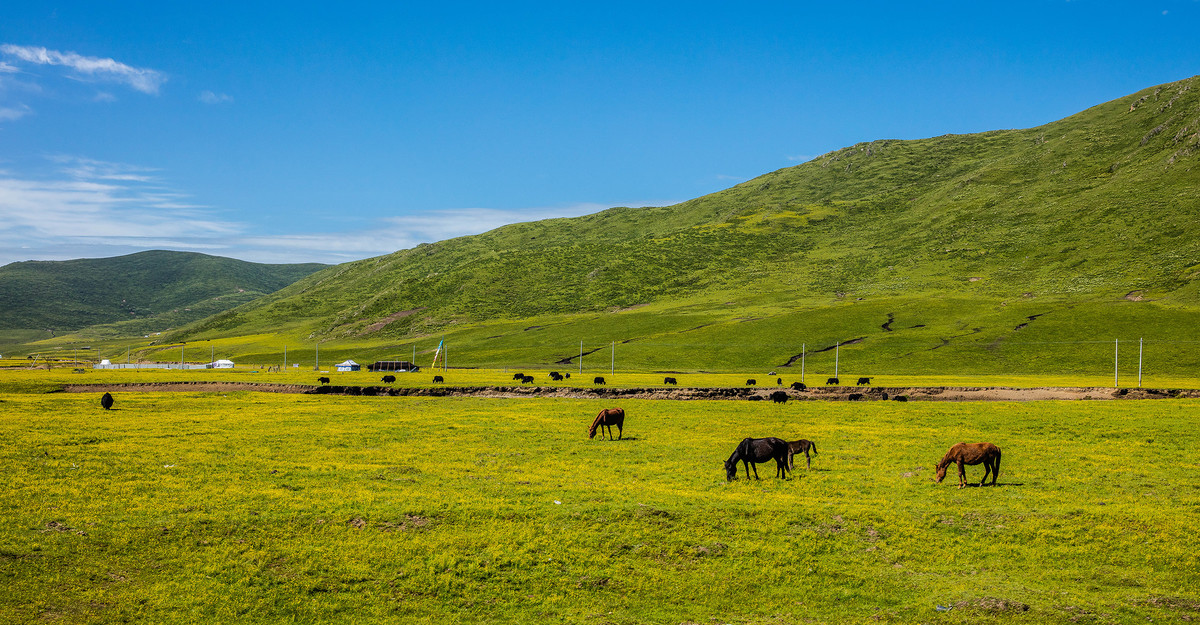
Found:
[588,408,625,440]
[935,442,1002,488]
[724,437,790,481]
[787,439,818,471]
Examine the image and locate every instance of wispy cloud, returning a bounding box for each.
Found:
[0,104,32,121]
[198,90,233,104]
[0,44,166,94]
[0,156,238,265]
[237,204,640,263]
[0,164,669,266]
[50,156,159,183]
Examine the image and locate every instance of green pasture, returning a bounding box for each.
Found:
[4,365,1200,395]
[1,387,1198,623]
[15,295,1200,387]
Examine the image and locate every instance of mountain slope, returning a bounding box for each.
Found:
[0,250,327,333]
[174,76,1200,347]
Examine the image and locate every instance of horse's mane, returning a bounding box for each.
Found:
[936,442,967,469]
[589,408,617,436]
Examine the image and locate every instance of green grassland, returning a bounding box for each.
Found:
[2,382,1197,623]
[5,364,1200,395]
[18,292,1200,384]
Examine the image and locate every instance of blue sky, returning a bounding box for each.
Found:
[1,1,1197,265]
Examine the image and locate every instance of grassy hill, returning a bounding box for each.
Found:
[60,76,1200,376]
[0,251,326,338]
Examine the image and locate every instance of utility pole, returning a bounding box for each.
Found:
[611,341,615,377]
[283,345,287,371]
[1114,339,1119,388]
[1138,338,1143,388]
[801,343,806,384]
[835,342,840,379]
[579,341,583,376]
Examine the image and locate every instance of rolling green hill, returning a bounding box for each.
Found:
[0,251,326,336]
[134,76,1200,375]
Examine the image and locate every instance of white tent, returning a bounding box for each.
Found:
[210,359,236,369]
[336,359,361,372]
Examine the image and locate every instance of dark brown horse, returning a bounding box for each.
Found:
[724,437,790,481]
[588,408,625,440]
[787,439,818,471]
[935,442,1002,488]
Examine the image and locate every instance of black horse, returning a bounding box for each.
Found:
[724,437,790,481]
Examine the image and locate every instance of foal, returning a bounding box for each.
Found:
[787,439,818,471]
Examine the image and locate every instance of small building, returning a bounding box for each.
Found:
[210,359,236,369]
[368,360,418,372]
[336,359,361,372]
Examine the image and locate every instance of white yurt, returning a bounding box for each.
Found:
[335,359,361,372]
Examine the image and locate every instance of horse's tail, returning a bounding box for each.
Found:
[810,440,818,455]
[994,447,1002,480]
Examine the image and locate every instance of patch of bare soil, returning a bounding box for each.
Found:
[61,382,1200,401]
[362,308,426,334]
[63,382,314,394]
[952,597,1030,613]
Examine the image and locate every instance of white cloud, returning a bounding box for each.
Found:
[198,90,233,104]
[0,44,166,94]
[50,156,159,183]
[0,104,32,121]
[0,157,240,265]
[0,163,670,266]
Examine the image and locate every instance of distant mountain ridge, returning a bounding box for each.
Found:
[0,250,326,333]
[170,75,1200,346]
